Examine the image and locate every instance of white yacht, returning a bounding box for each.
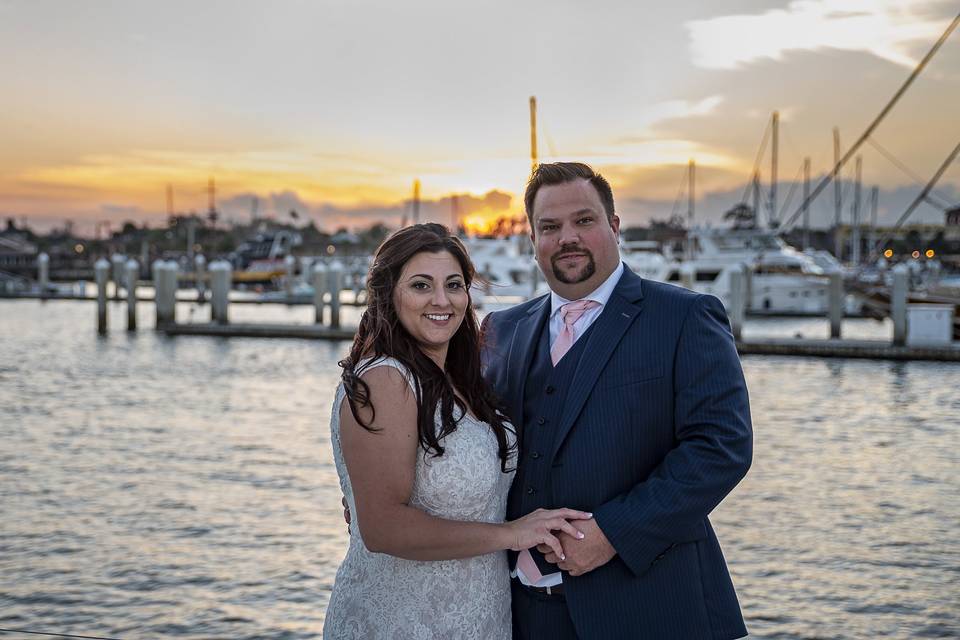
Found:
[659,225,833,315]
[463,236,541,302]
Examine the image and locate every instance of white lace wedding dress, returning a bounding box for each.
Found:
[323,357,516,640]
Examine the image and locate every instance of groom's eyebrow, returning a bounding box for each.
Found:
[537,208,594,223]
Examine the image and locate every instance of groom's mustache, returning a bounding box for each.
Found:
[551,245,594,263]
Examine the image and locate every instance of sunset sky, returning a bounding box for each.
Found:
[1,0,958,235]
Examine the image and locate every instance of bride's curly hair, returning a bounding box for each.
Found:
[339,223,516,472]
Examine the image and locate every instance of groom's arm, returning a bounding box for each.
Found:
[588,293,752,577]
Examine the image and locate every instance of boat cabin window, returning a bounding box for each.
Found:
[695,270,721,283]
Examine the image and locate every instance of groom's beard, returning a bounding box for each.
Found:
[550,244,596,284]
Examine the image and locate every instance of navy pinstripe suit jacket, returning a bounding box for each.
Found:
[481,266,752,639]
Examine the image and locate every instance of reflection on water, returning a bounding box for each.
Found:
[1,301,958,639]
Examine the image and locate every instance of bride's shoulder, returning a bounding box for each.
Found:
[355,356,418,394]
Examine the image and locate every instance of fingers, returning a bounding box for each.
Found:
[535,543,552,555]
[556,519,586,540]
[543,550,559,564]
[556,508,593,521]
[536,508,592,521]
[541,532,565,561]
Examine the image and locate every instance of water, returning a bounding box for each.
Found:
[1,300,958,639]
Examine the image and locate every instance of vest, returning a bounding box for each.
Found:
[507,316,595,526]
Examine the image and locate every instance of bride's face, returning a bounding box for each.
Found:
[393,250,469,362]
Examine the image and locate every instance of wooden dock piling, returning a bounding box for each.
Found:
[94,258,109,335]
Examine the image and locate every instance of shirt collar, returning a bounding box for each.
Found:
[550,261,625,318]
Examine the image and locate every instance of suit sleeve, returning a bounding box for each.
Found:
[592,294,753,577]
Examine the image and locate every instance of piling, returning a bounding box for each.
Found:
[743,267,753,311]
[125,259,138,331]
[195,254,207,303]
[155,261,178,328]
[37,252,50,297]
[312,261,328,325]
[829,272,843,339]
[94,258,109,335]
[351,264,364,303]
[728,267,746,341]
[111,254,126,300]
[284,255,296,301]
[680,264,695,290]
[892,264,909,346]
[329,260,344,329]
[209,260,232,325]
[530,262,541,299]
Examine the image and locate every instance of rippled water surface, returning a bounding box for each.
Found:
[1,300,958,639]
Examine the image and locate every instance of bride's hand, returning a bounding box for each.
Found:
[504,508,593,559]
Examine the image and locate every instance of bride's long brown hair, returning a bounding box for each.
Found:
[339,223,516,471]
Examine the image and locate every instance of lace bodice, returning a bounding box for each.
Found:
[323,357,516,640]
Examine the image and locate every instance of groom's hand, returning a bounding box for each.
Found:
[538,517,616,576]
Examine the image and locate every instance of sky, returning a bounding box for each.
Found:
[1,0,958,236]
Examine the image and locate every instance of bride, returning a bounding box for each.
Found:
[324,224,590,639]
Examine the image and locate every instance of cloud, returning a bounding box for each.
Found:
[687,0,949,70]
[617,96,726,141]
[215,188,517,231]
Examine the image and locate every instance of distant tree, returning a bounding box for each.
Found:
[723,203,757,229]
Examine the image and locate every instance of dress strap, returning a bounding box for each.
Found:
[355,356,419,395]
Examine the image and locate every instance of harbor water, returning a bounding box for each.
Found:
[1,299,958,639]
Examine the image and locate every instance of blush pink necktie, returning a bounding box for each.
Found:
[550,299,600,365]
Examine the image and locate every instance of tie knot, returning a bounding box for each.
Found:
[559,299,600,327]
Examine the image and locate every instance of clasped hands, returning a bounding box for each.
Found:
[341,497,616,576]
[535,515,616,577]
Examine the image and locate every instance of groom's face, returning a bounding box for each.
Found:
[529,178,621,300]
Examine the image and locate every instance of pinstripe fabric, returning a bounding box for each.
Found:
[511,579,578,640]
[481,266,752,640]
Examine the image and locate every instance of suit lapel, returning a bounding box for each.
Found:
[505,296,550,428]
[550,270,646,459]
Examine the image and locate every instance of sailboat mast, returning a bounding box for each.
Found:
[529,96,538,172]
[833,127,843,259]
[851,156,862,265]
[752,171,761,222]
[770,111,778,227]
[412,179,421,225]
[802,157,811,250]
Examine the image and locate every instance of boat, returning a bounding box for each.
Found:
[659,224,835,315]
[229,230,302,285]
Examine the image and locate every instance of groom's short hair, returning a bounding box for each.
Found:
[524,162,616,228]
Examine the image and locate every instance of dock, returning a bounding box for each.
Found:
[163,323,356,340]
[157,322,960,362]
[736,337,960,362]
[0,291,365,306]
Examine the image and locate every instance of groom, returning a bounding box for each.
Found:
[481,162,752,639]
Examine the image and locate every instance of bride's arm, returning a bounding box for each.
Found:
[340,365,590,561]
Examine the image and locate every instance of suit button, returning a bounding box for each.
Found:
[537,417,546,425]
[545,385,555,394]
[531,452,540,460]
[526,487,536,495]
